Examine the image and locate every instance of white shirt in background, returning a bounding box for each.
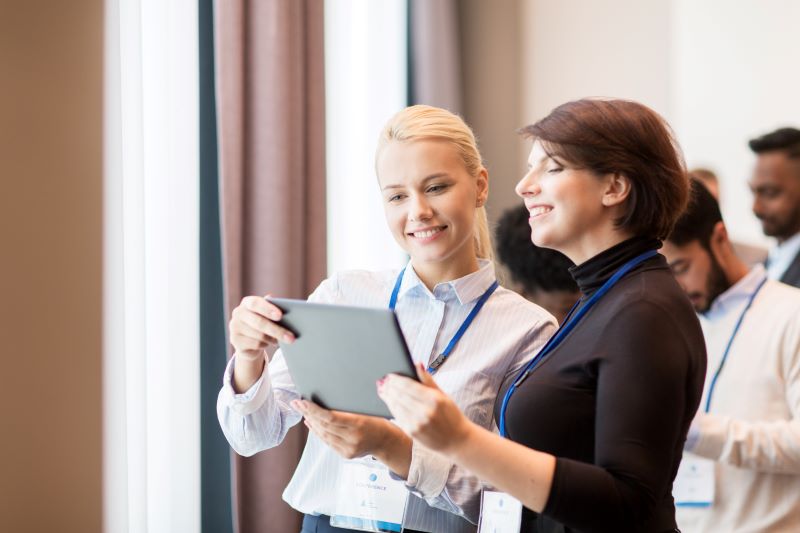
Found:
[677,266,800,533]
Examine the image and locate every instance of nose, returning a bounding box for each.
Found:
[515,169,540,199]
[752,195,764,219]
[408,193,433,222]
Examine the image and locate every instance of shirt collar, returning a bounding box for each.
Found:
[768,231,800,266]
[706,264,767,316]
[396,259,497,305]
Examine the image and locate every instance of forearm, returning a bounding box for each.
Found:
[450,422,556,513]
[232,350,266,393]
[692,413,800,473]
[371,424,413,479]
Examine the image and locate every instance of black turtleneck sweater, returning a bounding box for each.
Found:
[496,237,706,533]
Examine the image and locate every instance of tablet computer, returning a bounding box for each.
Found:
[269,297,419,418]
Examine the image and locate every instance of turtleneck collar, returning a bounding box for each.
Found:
[569,236,662,297]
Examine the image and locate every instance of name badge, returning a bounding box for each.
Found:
[478,490,522,533]
[330,457,409,532]
[673,454,715,507]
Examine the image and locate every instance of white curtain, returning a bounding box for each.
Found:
[324,0,409,274]
[104,0,200,531]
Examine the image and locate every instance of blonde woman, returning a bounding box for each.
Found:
[217,105,556,533]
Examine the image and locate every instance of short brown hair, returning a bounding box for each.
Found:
[520,99,689,240]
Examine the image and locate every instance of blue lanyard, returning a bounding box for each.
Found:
[389,267,499,374]
[703,275,767,413]
[498,249,659,437]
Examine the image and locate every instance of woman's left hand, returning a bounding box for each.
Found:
[378,363,472,454]
[292,399,395,460]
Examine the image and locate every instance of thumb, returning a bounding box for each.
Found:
[416,362,439,389]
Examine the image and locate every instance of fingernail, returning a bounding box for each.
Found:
[283,332,295,343]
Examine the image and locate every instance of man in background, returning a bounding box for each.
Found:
[749,127,800,287]
[690,167,766,266]
[663,180,800,532]
[495,205,579,323]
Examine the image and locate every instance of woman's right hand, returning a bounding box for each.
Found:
[229,295,296,363]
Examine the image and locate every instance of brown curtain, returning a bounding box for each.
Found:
[214,1,326,532]
[409,0,463,113]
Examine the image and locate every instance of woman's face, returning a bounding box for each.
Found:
[377,139,487,271]
[515,141,616,263]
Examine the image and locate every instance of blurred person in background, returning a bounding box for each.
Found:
[690,168,720,200]
[663,180,800,532]
[749,127,800,287]
[495,204,578,323]
[690,167,767,267]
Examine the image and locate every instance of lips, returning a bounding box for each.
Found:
[407,225,446,239]
[527,205,553,219]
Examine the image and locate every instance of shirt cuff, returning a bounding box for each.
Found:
[221,354,271,416]
[689,412,727,460]
[403,440,452,499]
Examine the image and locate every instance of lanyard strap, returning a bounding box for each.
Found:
[389,267,498,374]
[703,275,767,412]
[498,249,659,437]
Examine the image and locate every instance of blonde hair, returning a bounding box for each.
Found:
[376,105,493,260]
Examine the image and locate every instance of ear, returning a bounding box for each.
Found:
[601,173,632,208]
[708,221,729,260]
[476,168,489,207]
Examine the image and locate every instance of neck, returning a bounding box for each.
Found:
[563,227,636,266]
[722,250,751,286]
[411,251,481,291]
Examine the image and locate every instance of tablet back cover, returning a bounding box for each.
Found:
[270,298,417,418]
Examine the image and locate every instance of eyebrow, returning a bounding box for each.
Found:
[381,173,451,190]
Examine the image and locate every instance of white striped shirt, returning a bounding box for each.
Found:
[217,260,556,532]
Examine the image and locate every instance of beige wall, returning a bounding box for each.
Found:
[459,0,527,225]
[0,1,104,531]
[460,0,672,228]
[462,0,798,247]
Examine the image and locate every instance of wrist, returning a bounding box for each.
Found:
[235,348,266,365]
[447,419,479,460]
[232,351,266,393]
[372,422,412,478]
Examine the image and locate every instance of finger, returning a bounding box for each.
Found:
[238,308,295,343]
[382,375,435,408]
[305,417,349,449]
[233,320,274,345]
[378,377,430,417]
[415,362,439,389]
[295,400,336,423]
[381,394,423,436]
[241,295,283,321]
[231,336,268,353]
